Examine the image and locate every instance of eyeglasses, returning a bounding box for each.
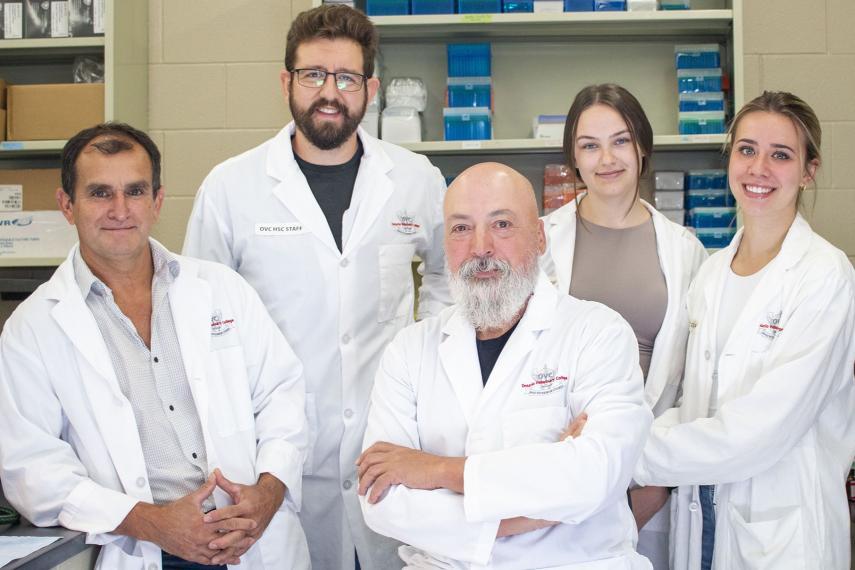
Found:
[290,68,367,92]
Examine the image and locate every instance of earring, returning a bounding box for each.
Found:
[799,184,806,192]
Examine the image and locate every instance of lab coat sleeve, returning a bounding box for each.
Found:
[635,270,855,487]
[182,169,236,267]
[0,320,138,535]
[234,274,308,511]
[359,331,500,566]
[464,314,653,524]
[415,166,452,320]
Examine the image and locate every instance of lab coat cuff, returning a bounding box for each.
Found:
[256,440,304,512]
[462,454,487,522]
[59,479,139,535]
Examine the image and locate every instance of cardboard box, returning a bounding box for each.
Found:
[0,211,77,259]
[0,109,6,142]
[24,0,68,38]
[7,83,103,141]
[0,79,7,109]
[0,168,62,210]
[1,1,24,39]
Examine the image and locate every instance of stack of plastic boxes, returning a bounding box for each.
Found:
[444,43,492,141]
[653,171,686,225]
[659,0,689,8]
[686,169,736,248]
[543,164,581,214]
[676,44,726,136]
[366,0,410,15]
[564,0,627,10]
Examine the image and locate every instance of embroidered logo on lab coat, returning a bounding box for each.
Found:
[757,310,784,340]
[211,309,235,337]
[391,210,420,234]
[521,367,568,395]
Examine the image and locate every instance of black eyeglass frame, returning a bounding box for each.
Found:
[288,68,368,92]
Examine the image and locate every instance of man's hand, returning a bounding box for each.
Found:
[356,442,465,504]
[559,412,587,441]
[496,516,559,538]
[630,486,670,530]
[115,474,256,566]
[202,469,286,563]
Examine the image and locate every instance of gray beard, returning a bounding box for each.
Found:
[448,253,540,331]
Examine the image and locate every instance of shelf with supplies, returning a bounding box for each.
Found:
[0,140,66,156]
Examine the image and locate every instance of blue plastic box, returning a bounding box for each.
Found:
[660,0,690,8]
[458,0,502,12]
[694,227,736,249]
[679,92,725,112]
[447,77,492,108]
[686,169,727,189]
[687,207,736,228]
[679,111,726,135]
[686,189,734,208]
[366,0,410,15]
[595,0,625,9]
[412,0,455,13]
[447,43,491,77]
[444,108,492,141]
[503,0,534,11]
[677,68,723,93]
[564,0,593,9]
[675,44,721,69]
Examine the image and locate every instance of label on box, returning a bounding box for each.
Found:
[51,0,68,37]
[3,2,23,39]
[0,185,23,212]
[93,0,103,34]
[0,211,77,258]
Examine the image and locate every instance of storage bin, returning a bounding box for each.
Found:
[687,207,736,228]
[447,43,491,77]
[366,0,410,15]
[594,0,625,10]
[564,0,593,10]
[686,189,733,208]
[679,111,726,135]
[654,191,684,210]
[503,0,534,11]
[679,92,725,112]
[660,0,690,8]
[447,77,492,108]
[694,227,736,249]
[444,107,492,141]
[458,0,502,13]
[677,68,723,93]
[412,0,455,14]
[654,171,685,191]
[627,0,657,10]
[686,169,727,189]
[675,44,721,69]
[534,0,564,10]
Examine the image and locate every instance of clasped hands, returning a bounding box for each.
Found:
[117,468,285,566]
[357,412,587,537]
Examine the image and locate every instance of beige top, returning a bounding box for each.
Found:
[569,216,667,380]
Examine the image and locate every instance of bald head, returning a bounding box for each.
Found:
[446,162,539,224]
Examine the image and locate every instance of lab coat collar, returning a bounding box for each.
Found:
[439,273,557,426]
[544,198,580,293]
[718,213,813,273]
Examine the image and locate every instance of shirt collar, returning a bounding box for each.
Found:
[72,239,181,299]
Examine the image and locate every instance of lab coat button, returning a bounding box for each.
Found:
[340,259,349,268]
[343,480,352,490]
[689,501,699,512]
[342,334,351,345]
[136,477,146,488]
[704,350,711,360]
[344,408,353,419]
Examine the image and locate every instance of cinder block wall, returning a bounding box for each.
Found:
[149,0,855,264]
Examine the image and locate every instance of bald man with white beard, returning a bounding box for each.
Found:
[356,163,653,570]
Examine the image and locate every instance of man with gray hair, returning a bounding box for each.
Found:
[356,162,653,569]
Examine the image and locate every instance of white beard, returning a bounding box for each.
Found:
[448,252,540,331]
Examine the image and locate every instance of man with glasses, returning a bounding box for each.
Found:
[183,5,450,570]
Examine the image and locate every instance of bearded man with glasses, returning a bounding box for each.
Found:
[183,5,451,570]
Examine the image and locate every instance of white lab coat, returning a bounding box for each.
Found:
[541,198,707,568]
[0,243,310,570]
[634,215,855,570]
[183,123,451,570]
[360,275,654,569]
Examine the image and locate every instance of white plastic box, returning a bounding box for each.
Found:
[381,107,422,143]
[0,211,77,258]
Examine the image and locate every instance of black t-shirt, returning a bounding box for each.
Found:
[293,140,364,252]
[476,322,519,386]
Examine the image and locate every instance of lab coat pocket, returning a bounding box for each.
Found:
[726,503,806,570]
[303,393,319,476]
[377,243,417,323]
[502,406,567,447]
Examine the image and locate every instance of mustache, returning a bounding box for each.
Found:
[457,255,511,280]
[309,98,348,117]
